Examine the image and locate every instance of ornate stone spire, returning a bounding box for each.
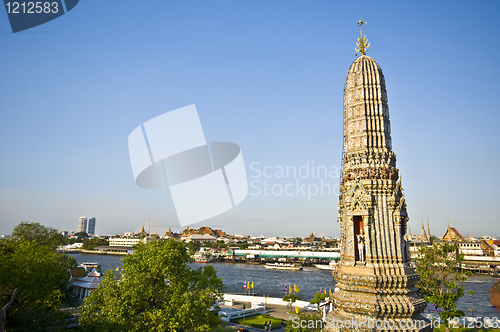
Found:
[328,22,429,331]
[427,217,431,239]
[343,56,392,155]
[421,219,428,241]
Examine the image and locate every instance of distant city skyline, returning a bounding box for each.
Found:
[1,1,499,238]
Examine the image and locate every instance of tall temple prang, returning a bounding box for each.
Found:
[325,23,431,331]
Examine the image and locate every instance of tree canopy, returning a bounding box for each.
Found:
[11,221,63,246]
[73,231,89,239]
[283,293,301,311]
[186,240,201,255]
[82,237,109,250]
[414,242,472,328]
[79,239,225,332]
[309,292,328,305]
[0,229,76,331]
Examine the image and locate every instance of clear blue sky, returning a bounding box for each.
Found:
[1,1,499,239]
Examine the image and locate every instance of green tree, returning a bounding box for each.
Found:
[186,240,201,255]
[309,292,328,305]
[11,221,63,246]
[79,240,225,332]
[0,238,76,331]
[283,293,301,311]
[414,242,473,331]
[74,231,89,240]
[82,237,109,250]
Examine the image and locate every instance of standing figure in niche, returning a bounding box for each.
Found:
[356,230,365,262]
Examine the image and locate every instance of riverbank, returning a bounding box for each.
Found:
[68,253,500,319]
[60,248,127,255]
[62,248,500,275]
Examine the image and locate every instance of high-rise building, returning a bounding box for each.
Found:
[87,217,96,235]
[78,217,87,233]
[328,27,429,331]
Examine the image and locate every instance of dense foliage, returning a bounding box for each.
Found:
[79,239,225,332]
[81,237,109,250]
[414,242,473,327]
[187,240,201,255]
[283,293,301,310]
[309,292,328,305]
[0,222,76,331]
[11,221,63,246]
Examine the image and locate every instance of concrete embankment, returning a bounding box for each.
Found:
[223,294,317,310]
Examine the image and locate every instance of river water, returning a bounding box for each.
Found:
[70,253,500,319]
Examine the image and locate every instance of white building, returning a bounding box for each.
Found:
[458,242,483,256]
[493,240,500,257]
[109,237,155,247]
[78,217,87,233]
[181,234,216,243]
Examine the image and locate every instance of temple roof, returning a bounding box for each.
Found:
[442,225,466,242]
[71,268,102,289]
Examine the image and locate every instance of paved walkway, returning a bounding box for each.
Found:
[227,322,285,332]
[221,299,318,332]
[221,301,307,320]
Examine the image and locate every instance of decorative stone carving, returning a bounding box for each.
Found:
[327,54,430,332]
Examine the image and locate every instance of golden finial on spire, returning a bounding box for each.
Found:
[355,19,370,56]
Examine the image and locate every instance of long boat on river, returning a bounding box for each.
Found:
[264,262,303,271]
[314,260,338,270]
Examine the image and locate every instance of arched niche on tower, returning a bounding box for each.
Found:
[347,207,370,266]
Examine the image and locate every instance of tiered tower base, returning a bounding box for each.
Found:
[323,310,431,332]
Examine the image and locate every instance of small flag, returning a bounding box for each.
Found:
[320,287,322,293]
[294,284,300,293]
[324,289,327,295]
[329,289,332,296]
[166,280,170,285]
[433,303,438,310]
[115,266,119,271]
[247,281,250,290]
[250,282,254,289]
[289,284,293,293]
[284,283,288,293]
[243,281,247,289]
